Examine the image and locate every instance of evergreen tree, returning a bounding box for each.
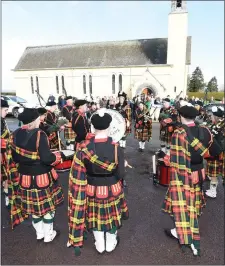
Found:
[188,67,204,92]
[207,76,218,92]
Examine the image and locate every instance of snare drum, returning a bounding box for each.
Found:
[156,160,170,186]
[55,149,74,172]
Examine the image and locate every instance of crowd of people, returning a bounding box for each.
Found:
[1,90,224,257]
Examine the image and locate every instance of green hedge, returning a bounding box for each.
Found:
[1,92,16,96]
[187,92,224,100]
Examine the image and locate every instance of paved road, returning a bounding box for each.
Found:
[1,118,224,265]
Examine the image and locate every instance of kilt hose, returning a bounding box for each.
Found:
[162,172,206,250]
[206,159,223,178]
[64,127,76,144]
[135,125,152,142]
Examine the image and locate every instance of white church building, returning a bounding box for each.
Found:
[13,0,191,104]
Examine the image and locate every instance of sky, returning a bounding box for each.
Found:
[2,1,224,92]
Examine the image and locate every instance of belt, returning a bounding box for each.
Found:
[87,174,119,186]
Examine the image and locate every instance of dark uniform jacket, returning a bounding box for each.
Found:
[62,105,74,122]
[72,110,89,143]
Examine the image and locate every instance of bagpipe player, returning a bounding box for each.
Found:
[6,108,64,242]
[68,109,129,256]
[161,103,222,256]
[1,98,10,207]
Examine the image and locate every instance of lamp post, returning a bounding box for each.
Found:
[204,87,208,104]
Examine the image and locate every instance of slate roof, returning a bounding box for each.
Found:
[14,37,191,71]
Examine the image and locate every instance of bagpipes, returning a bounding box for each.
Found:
[46,117,69,134]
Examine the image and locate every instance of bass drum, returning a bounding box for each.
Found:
[90,108,126,142]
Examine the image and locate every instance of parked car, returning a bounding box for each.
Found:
[1,95,40,118]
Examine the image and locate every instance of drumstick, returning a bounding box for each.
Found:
[127,164,133,168]
[57,131,63,163]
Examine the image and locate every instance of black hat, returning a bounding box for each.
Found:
[118,91,127,99]
[37,107,47,115]
[1,99,9,108]
[46,101,57,107]
[195,100,203,107]
[65,96,73,101]
[18,108,39,124]
[91,110,112,130]
[212,106,224,118]
[163,98,170,103]
[179,105,199,119]
[75,99,87,108]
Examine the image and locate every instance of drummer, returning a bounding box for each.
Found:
[7,108,64,241]
[72,99,89,150]
[1,98,10,207]
[68,109,129,256]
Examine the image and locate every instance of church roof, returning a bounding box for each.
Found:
[14,37,191,71]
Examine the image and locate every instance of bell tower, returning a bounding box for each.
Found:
[167,0,188,96]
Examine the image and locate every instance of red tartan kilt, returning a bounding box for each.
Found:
[15,176,64,216]
[49,133,59,150]
[85,193,129,231]
[206,159,223,178]
[64,127,76,141]
[134,127,152,141]
[0,152,8,182]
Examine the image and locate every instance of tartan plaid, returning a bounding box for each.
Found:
[162,127,208,251]
[1,126,10,182]
[49,132,60,149]
[134,109,152,141]
[206,159,223,178]
[68,137,128,247]
[135,126,152,141]
[1,153,8,182]
[125,107,132,135]
[64,127,76,142]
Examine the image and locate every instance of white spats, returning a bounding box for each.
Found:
[205,181,218,198]
[105,231,118,252]
[171,228,178,238]
[119,140,126,148]
[43,222,57,243]
[190,243,198,256]
[141,142,145,150]
[93,231,105,253]
[139,142,142,149]
[3,188,9,207]
[32,220,44,240]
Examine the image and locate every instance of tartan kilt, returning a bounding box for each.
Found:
[49,132,59,150]
[64,127,76,142]
[206,159,223,178]
[125,125,132,135]
[159,129,173,144]
[86,192,129,232]
[0,152,8,182]
[134,125,152,141]
[15,173,64,217]
[162,179,206,218]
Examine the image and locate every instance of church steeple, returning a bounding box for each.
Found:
[171,0,187,13]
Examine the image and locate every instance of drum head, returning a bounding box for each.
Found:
[90,108,126,142]
[61,150,74,157]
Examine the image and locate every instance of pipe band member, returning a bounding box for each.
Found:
[62,96,76,150]
[115,91,132,149]
[1,98,10,207]
[68,109,129,256]
[45,101,60,150]
[72,99,89,151]
[134,101,152,152]
[162,103,222,256]
[7,108,64,242]
[205,106,225,198]
[159,98,179,151]
[86,102,97,122]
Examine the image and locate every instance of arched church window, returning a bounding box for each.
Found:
[30,77,34,94]
[83,75,86,94]
[112,74,115,94]
[36,76,39,94]
[174,86,177,93]
[119,74,122,92]
[89,75,92,94]
[56,76,59,94]
[176,0,182,8]
[61,76,65,94]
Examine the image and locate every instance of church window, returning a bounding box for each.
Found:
[30,77,34,94]
[83,75,86,94]
[112,74,115,94]
[61,76,65,94]
[36,76,39,94]
[119,74,122,92]
[89,75,92,94]
[174,86,176,93]
[176,0,182,8]
[56,76,59,94]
